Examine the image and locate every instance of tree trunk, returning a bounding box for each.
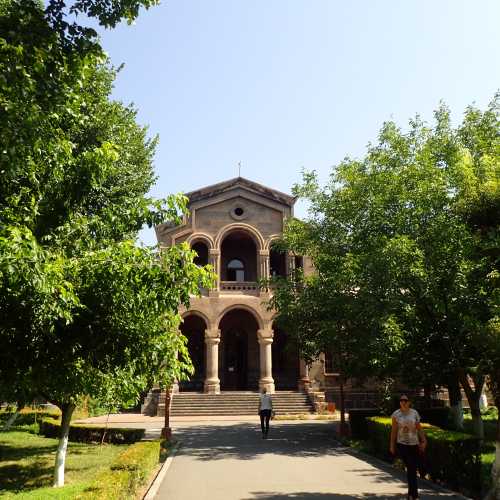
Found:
[447,378,464,430]
[486,373,500,499]
[423,384,433,407]
[52,403,75,487]
[339,375,347,436]
[458,369,484,440]
[493,417,500,500]
[2,402,22,431]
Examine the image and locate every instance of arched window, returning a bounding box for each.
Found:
[227,259,245,281]
[270,245,286,277]
[192,241,209,266]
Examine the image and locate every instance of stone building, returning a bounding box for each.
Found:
[144,177,455,416]
[154,176,325,397]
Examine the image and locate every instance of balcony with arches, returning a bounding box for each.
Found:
[189,228,294,296]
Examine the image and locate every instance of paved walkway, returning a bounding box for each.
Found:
[154,420,462,500]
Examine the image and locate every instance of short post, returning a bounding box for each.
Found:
[339,376,349,436]
[161,386,172,440]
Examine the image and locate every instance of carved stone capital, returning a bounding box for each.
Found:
[205,329,221,340]
[205,336,221,345]
[257,334,273,345]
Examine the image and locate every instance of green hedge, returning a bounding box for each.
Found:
[417,407,451,429]
[39,418,145,444]
[0,409,60,426]
[348,409,382,439]
[80,440,161,499]
[366,417,482,496]
[349,407,452,439]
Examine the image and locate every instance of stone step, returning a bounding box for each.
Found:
[169,400,311,404]
[170,401,311,404]
[168,396,309,400]
[170,406,313,411]
[169,394,310,399]
[166,401,310,405]
[159,390,315,417]
[168,409,314,415]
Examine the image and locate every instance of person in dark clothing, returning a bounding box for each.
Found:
[389,395,427,500]
[258,388,273,438]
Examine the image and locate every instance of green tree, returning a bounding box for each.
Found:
[275,96,498,441]
[0,0,215,487]
[269,252,404,433]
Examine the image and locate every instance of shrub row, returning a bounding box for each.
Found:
[349,407,452,439]
[366,417,482,496]
[80,440,161,499]
[348,409,382,439]
[0,409,60,426]
[39,418,145,444]
[416,407,451,429]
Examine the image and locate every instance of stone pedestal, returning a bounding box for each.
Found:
[204,332,220,394]
[298,358,311,391]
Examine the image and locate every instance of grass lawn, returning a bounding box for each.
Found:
[0,425,124,499]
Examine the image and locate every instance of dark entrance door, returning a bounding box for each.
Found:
[179,315,206,391]
[223,329,248,390]
[272,325,299,390]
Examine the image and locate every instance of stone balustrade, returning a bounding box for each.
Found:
[220,281,260,292]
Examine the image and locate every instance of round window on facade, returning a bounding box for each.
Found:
[230,206,247,220]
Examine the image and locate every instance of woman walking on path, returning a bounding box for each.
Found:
[390,394,427,500]
[258,388,273,439]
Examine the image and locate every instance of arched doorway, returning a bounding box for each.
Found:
[179,315,206,391]
[272,323,299,390]
[219,309,260,390]
[220,231,257,282]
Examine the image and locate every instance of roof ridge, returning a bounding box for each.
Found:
[185,176,296,206]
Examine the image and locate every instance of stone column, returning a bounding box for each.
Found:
[298,358,311,392]
[172,352,179,393]
[204,329,221,394]
[209,249,221,292]
[259,250,270,281]
[258,330,275,393]
[259,250,270,298]
[287,252,295,276]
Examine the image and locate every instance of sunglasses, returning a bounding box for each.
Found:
[400,399,409,403]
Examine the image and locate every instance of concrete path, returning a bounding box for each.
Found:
[154,420,462,500]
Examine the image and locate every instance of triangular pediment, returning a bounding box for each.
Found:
[186,177,295,208]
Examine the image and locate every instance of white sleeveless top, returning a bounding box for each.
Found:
[260,394,273,410]
[391,408,420,445]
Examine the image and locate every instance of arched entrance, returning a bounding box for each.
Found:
[219,309,260,390]
[179,315,206,391]
[272,323,299,390]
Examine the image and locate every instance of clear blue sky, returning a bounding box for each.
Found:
[94,0,500,245]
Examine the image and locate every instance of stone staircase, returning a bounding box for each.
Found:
[154,391,315,417]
